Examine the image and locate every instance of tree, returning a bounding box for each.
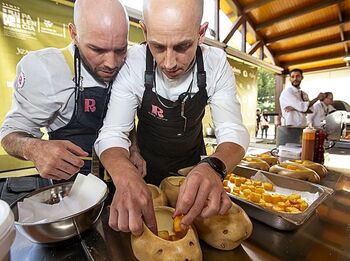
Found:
[257,67,276,112]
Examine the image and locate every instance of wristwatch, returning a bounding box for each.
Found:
[199,157,227,181]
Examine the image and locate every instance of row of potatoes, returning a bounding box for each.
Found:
[131,177,253,261]
[240,153,327,183]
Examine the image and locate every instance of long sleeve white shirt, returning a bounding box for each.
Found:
[0,44,108,140]
[279,85,309,127]
[95,44,249,156]
[307,101,336,128]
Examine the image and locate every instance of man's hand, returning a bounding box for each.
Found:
[284,106,296,112]
[109,172,157,236]
[24,139,87,180]
[173,163,231,229]
[129,149,147,178]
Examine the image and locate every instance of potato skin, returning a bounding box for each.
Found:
[286,160,327,177]
[159,176,185,207]
[269,163,320,183]
[193,203,253,250]
[147,184,168,207]
[131,207,202,261]
[240,157,270,171]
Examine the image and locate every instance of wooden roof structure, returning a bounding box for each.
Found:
[220,0,350,73]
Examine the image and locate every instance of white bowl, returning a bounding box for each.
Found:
[0,200,16,261]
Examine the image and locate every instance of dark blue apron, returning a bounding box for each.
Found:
[137,46,208,186]
[48,46,112,175]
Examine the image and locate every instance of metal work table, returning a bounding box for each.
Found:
[9,164,350,260]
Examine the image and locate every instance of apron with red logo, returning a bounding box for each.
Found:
[137,46,208,185]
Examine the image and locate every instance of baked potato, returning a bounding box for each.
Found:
[159,176,185,208]
[269,163,320,183]
[193,202,253,250]
[148,184,168,207]
[131,206,202,261]
[285,160,327,177]
[255,153,279,166]
[240,156,270,171]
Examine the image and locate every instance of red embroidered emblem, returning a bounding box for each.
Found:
[151,105,164,118]
[84,99,96,112]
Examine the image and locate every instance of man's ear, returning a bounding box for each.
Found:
[139,21,147,42]
[198,22,208,45]
[68,23,78,45]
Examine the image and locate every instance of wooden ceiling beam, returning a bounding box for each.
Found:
[243,0,275,13]
[282,51,345,67]
[337,4,349,55]
[248,40,262,55]
[266,16,350,44]
[229,0,276,64]
[223,16,245,44]
[256,0,345,31]
[275,36,350,57]
[301,63,349,73]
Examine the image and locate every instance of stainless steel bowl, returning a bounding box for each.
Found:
[10,182,108,244]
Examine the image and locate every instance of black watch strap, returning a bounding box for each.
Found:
[199,157,227,180]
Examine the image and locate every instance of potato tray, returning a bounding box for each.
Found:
[228,165,333,231]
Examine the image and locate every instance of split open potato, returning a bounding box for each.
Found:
[159,176,185,208]
[148,184,168,207]
[269,163,320,183]
[131,206,202,261]
[285,160,327,177]
[255,153,279,166]
[240,156,270,171]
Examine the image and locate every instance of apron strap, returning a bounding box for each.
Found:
[195,46,206,90]
[144,46,154,90]
[60,46,75,79]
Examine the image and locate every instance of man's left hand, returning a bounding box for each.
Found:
[173,163,231,229]
[129,150,147,177]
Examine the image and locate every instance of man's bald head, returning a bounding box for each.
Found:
[73,0,128,40]
[143,0,203,28]
[69,0,129,82]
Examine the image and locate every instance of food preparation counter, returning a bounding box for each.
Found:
[9,167,350,261]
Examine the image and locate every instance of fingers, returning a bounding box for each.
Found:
[200,188,221,218]
[142,202,158,235]
[62,150,85,169]
[180,183,209,227]
[109,207,119,231]
[64,140,88,157]
[142,160,147,178]
[41,168,72,180]
[218,192,232,215]
[117,206,129,233]
[174,178,200,217]
[57,160,80,175]
[129,209,144,236]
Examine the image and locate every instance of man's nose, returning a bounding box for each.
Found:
[104,51,125,69]
[164,49,176,70]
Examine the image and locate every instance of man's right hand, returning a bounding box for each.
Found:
[25,139,88,180]
[109,171,157,236]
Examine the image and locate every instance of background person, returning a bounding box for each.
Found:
[95,0,249,236]
[307,92,336,128]
[279,68,325,127]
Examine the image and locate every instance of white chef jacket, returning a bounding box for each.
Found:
[95,44,249,156]
[307,101,336,128]
[279,85,309,127]
[0,44,109,140]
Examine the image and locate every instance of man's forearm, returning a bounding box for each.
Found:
[129,126,139,153]
[100,147,139,183]
[1,132,38,160]
[210,142,245,173]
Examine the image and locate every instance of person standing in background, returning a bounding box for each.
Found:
[279,68,325,127]
[260,109,269,139]
[256,108,261,137]
[307,92,336,128]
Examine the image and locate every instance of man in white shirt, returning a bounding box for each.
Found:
[307,92,336,128]
[95,0,249,236]
[279,68,325,127]
[0,0,144,182]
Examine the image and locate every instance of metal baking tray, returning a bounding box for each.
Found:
[229,165,334,231]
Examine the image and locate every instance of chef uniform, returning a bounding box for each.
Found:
[0,44,112,203]
[95,44,249,186]
[307,101,336,128]
[279,85,310,127]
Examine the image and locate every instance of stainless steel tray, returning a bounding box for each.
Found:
[229,165,334,231]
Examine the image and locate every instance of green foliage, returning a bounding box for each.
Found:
[257,67,276,112]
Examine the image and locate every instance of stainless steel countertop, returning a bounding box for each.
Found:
[10,169,350,261]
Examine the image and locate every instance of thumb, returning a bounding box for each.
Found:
[64,141,89,156]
